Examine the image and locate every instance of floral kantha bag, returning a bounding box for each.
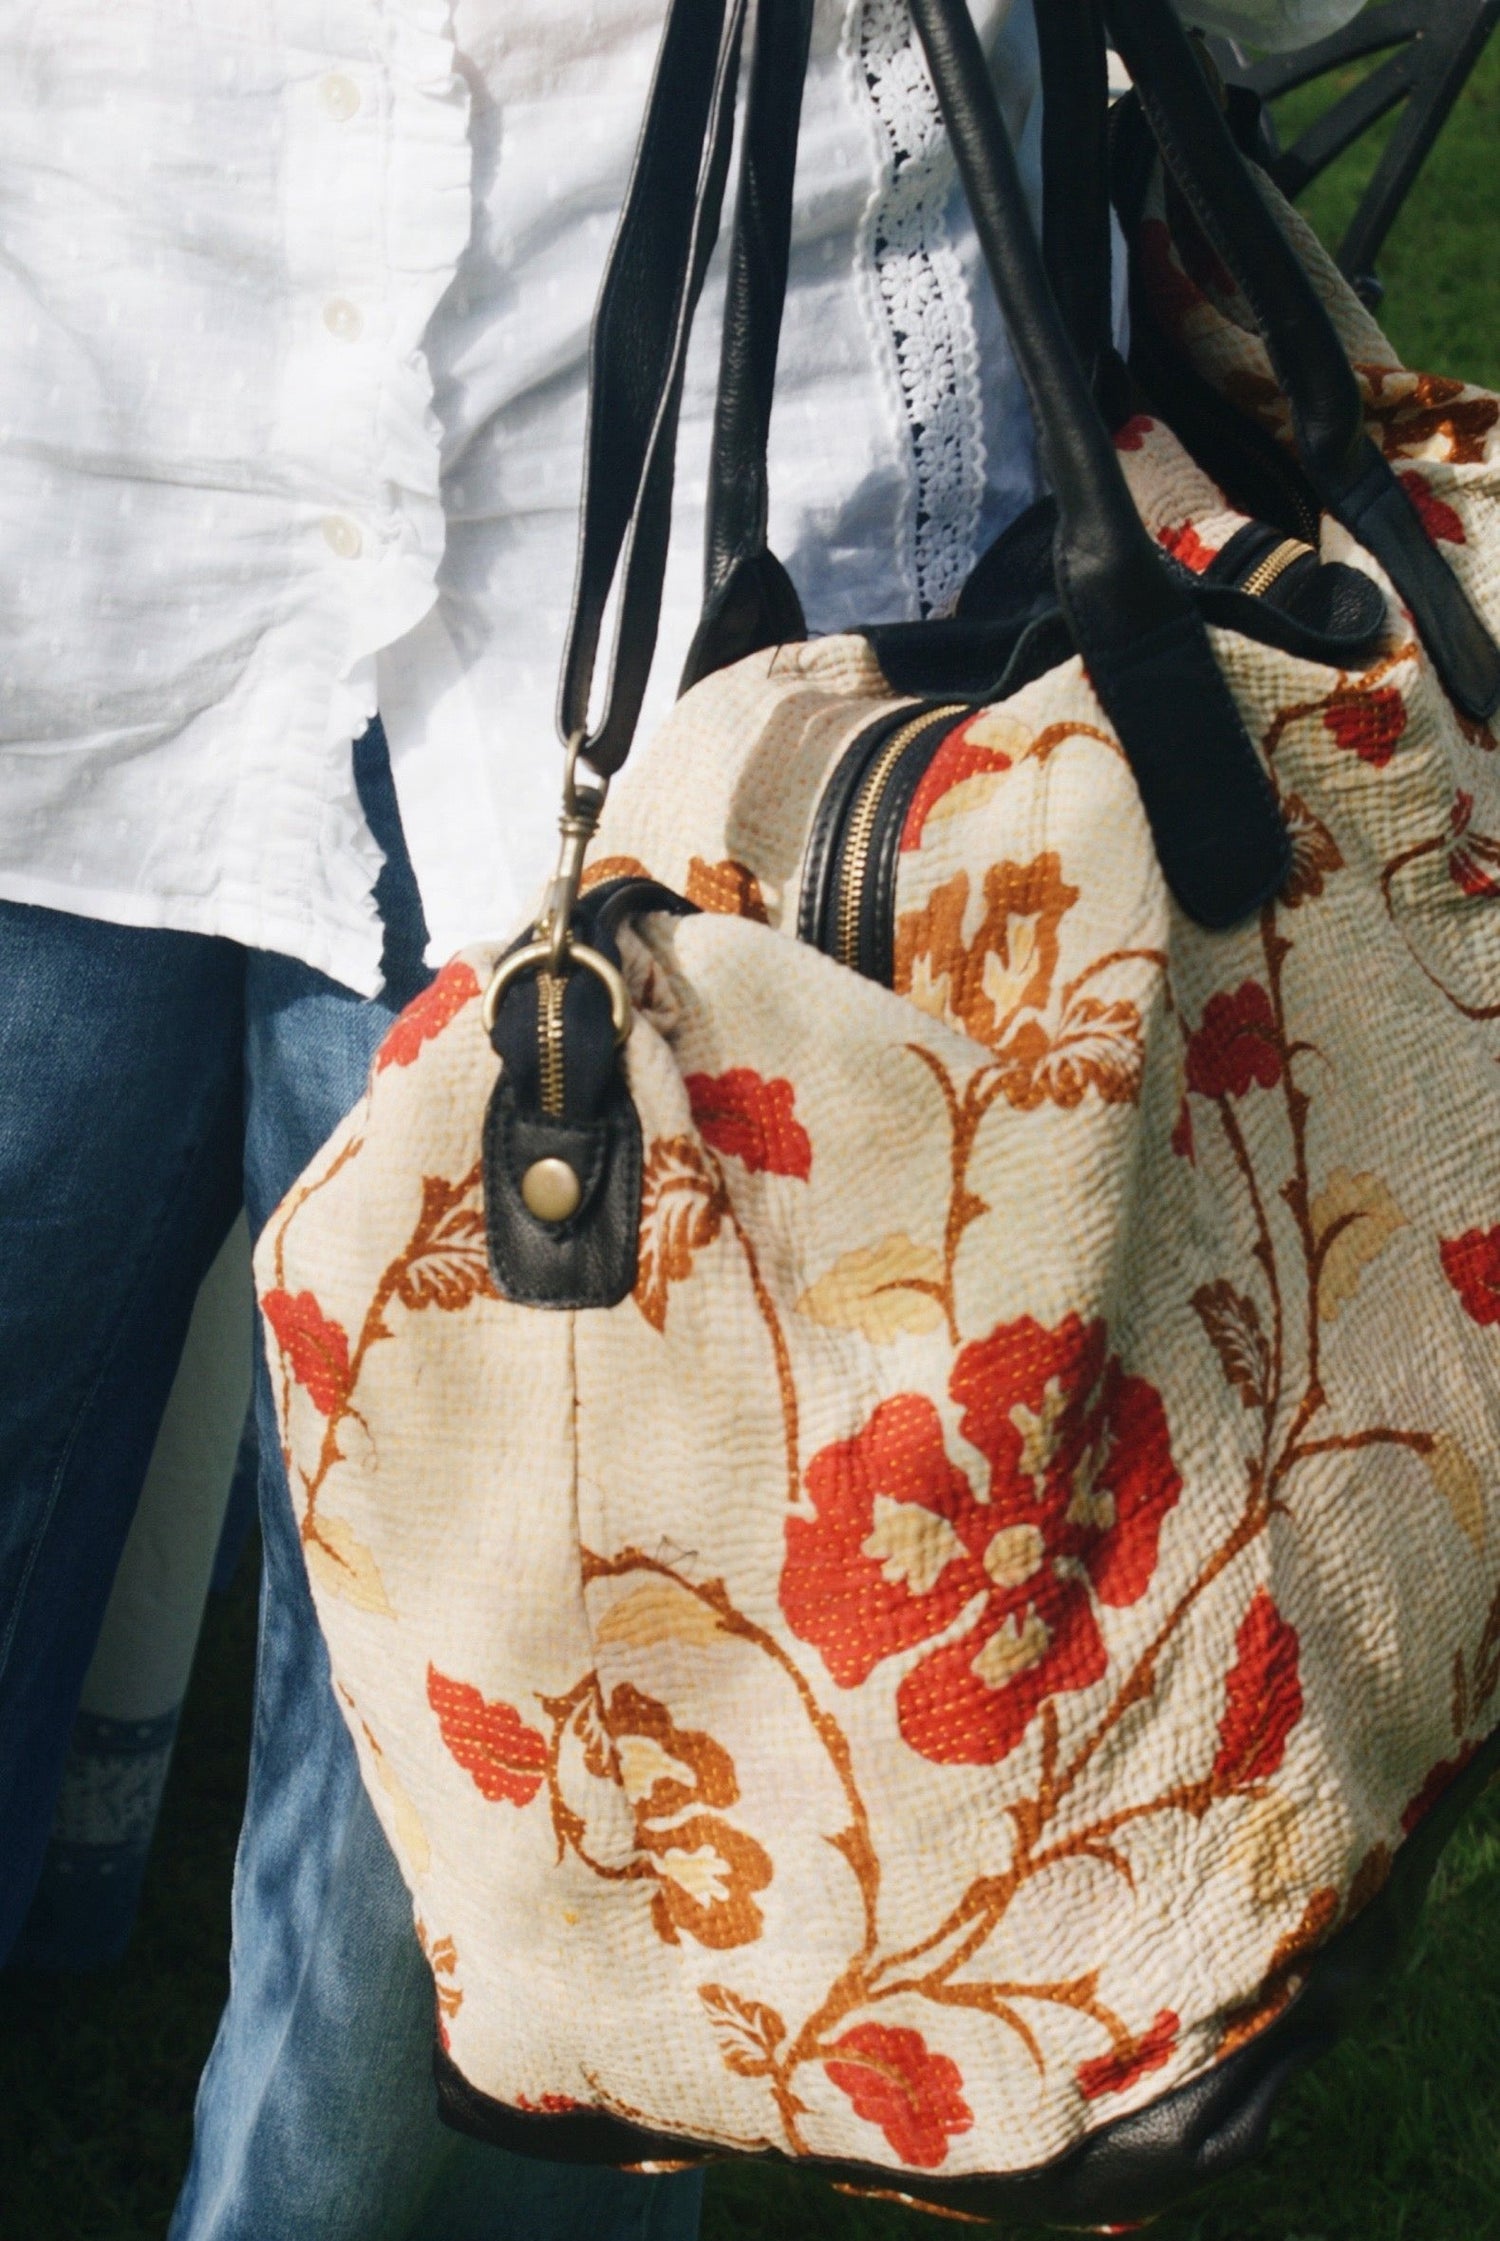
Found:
[255,0,1500,2226]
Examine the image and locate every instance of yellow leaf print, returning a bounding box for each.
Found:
[796,1234,946,1343]
[1310,1170,1406,1323]
[1423,1433,1487,1554]
[305,1513,394,1617]
[594,1578,725,1652]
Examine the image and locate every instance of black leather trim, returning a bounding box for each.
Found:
[859,707,973,982]
[482,1084,642,1314]
[482,881,693,1313]
[679,546,806,695]
[795,704,921,954]
[432,1722,1500,2226]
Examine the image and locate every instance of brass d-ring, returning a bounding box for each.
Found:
[482,938,632,1046]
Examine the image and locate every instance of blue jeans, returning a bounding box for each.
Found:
[0,722,703,2241]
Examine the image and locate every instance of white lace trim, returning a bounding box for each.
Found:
[845,0,987,618]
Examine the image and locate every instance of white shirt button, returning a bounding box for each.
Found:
[319,73,361,122]
[321,515,363,559]
[323,297,364,343]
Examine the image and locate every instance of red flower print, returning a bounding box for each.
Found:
[261,1289,352,1416]
[1114,413,1155,452]
[780,1316,1181,1766]
[1076,2011,1179,2102]
[1322,686,1407,769]
[514,2091,584,2114]
[1441,1225,1500,1325]
[824,2024,973,2169]
[1400,1743,1479,1834]
[1170,1098,1195,1163]
[375,960,481,1073]
[901,718,1015,852]
[1447,792,1500,899]
[427,1666,548,1807]
[686,1069,812,1179]
[1399,469,1466,547]
[1211,1589,1303,1792]
[1183,983,1283,1100]
[1158,521,1218,574]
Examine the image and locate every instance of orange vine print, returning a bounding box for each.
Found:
[684,856,771,922]
[685,1068,813,1180]
[779,1316,1182,1766]
[1399,1581,1500,1831]
[822,2025,974,2168]
[634,1137,728,1333]
[1355,364,1499,466]
[894,855,1147,1110]
[429,1666,548,1807]
[264,1161,493,1595]
[1447,794,1500,900]
[608,1682,773,1950]
[374,959,480,1073]
[416,1918,465,2050]
[535,1673,774,1952]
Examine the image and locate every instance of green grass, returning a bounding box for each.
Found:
[1274,17,1500,389]
[3,32,1499,2241]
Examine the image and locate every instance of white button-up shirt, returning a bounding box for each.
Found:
[0,0,1358,993]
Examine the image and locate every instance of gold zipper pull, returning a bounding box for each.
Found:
[1239,536,1315,600]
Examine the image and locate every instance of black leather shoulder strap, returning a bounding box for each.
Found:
[1103,0,1500,723]
[557,0,749,775]
[678,0,813,694]
[1033,0,1115,396]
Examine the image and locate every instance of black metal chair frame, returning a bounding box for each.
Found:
[1211,0,1499,303]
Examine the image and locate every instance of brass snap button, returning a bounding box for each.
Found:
[521,1158,582,1224]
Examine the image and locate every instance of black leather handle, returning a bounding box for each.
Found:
[1033,0,1116,398]
[905,0,1290,928]
[1102,0,1500,723]
[678,0,813,694]
[566,0,1287,928]
[556,0,749,776]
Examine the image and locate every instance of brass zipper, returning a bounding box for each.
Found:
[1239,535,1314,600]
[537,971,566,1117]
[836,705,969,971]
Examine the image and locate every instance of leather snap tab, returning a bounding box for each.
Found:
[520,1157,583,1224]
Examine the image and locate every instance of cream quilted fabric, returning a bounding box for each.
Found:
[256,192,1500,2183]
